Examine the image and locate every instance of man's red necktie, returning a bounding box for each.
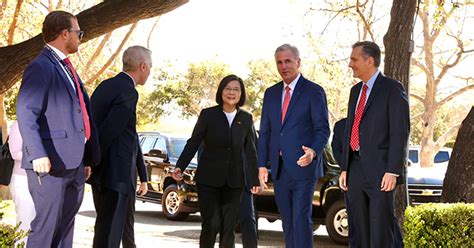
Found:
[282,86,291,123]
[63,58,91,140]
[350,84,368,151]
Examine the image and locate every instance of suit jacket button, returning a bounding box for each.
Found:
[77,108,81,113]
[79,128,84,132]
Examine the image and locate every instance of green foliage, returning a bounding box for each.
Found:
[4,82,20,121]
[138,60,232,125]
[404,203,474,247]
[0,223,28,248]
[244,59,280,119]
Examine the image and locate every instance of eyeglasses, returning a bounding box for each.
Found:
[224,87,241,93]
[68,29,84,40]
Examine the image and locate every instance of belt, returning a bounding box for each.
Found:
[351,149,360,157]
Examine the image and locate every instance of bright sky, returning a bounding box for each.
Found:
[147,0,314,75]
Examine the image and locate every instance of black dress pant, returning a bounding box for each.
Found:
[92,186,135,248]
[197,183,243,248]
[346,153,402,248]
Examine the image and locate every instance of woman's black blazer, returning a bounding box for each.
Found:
[176,105,259,188]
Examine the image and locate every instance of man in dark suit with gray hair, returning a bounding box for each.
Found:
[90,46,151,248]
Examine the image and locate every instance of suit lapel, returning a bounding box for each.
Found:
[362,74,383,116]
[281,76,304,128]
[273,82,284,130]
[43,48,78,101]
[348,83,362,127]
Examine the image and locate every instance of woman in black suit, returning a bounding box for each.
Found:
[172,74,260,248]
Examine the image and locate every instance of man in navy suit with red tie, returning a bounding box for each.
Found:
[339,41,409,247]
[258,44,330,248]
[17,11,100,248]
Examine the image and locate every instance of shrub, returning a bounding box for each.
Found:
[0,223,28,247]
[404,203,474,247]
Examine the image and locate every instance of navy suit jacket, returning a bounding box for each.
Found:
[257,75,330,181]
[331,118,347,165]
[17,47,100,171]
[341,73,410,186]
[89,72,147,195]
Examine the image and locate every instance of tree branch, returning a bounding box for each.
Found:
[437,84,474,107]
[355,0,375,41]
[84,32,112,72]
[410,93,425,103]
[434,123,461,151]
[56,0,63,10]
[147,17,160,49]
[435,33,465,84]
[7,0,24,45]
[85,22,137,86]
[0,0,189,93]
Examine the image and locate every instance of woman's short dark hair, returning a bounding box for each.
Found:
[215,74,246,107]
[42,11,76,43]
[352,41,381,67]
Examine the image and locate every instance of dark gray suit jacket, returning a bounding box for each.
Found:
[90,72,147,195]
[341,73,410,186]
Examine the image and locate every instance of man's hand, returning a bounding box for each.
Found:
[32,157,51,173]
[297,146,315,167]
[258,167,268,189]
[339,171,348,191]
[380,173,397,192]
[250,186,262,194]
[171,168,183,181]
[137,182,148,196]
[85,166,92,181]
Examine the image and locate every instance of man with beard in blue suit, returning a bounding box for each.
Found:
[17,10,100,248]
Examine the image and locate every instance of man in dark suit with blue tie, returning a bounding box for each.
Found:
[339,41,409,247]
[89,46,150,248]
[257,44,330,248]
[16,10,100,248]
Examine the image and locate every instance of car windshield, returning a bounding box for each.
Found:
[434,151,449,163]
[169,138,187,158]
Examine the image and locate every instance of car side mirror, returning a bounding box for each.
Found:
[148,149,167,160]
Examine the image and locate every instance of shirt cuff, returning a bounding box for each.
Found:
[387,173,399,177]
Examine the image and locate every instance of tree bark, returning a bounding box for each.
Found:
[0,0,188,93]
[441,107,474,203]
[383,0,418,234]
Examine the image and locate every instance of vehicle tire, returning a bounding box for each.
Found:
[162,184,189,221]
[325,200,349,245]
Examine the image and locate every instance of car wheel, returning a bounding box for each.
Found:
[162,184,189,221]
[325,200,349,245]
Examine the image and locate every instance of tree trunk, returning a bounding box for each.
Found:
[0,0,188,93]
[383,0,418,235]
[441,107,474,203]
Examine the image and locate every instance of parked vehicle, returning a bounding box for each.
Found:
[137,131,349,244]
[137,132,446,245]
[137,132,199,221]
[408,146,452,167]
[406,146,448,205]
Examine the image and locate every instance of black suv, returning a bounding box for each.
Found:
[137,132,349,244]
[137,132,444,245]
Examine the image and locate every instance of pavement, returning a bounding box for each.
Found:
[2,185,347,247]
[73,185,347,247]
